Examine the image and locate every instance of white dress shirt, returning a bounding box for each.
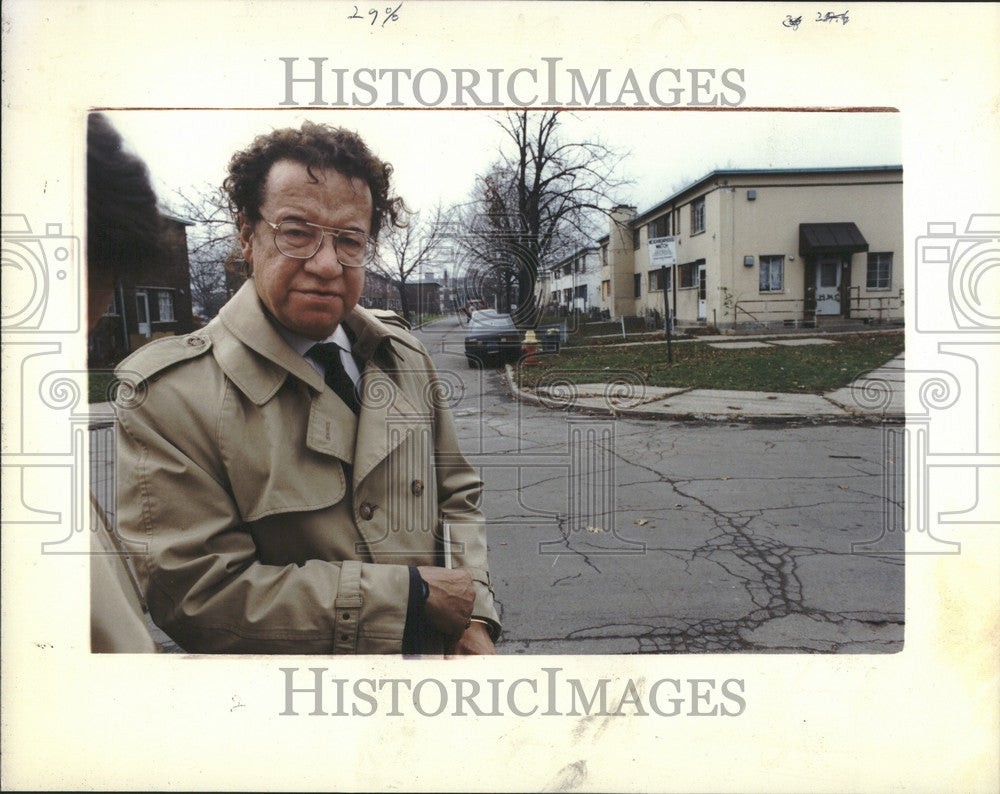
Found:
[274,322,362,390]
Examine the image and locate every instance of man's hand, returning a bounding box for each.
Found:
[417,566,475,638]
[447,621,496,656]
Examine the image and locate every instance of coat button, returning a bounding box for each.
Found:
[411,479,424,496]
[186,336,204,346]
[359,502,376,521]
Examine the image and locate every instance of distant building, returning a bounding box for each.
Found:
[88,213,196,367]
[359,269,402,312]
[400,279,442,317]
[543,246,602,316]
[597,165,904,329]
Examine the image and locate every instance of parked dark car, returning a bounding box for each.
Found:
[464,310,522,367]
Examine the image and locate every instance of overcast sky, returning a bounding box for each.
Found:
[106,108,900,237]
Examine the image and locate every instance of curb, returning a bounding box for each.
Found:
[502,365,903,426]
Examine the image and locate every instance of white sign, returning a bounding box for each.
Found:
[649,235,677,267]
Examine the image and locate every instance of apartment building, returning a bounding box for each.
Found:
[598,166,903,329]
[544,246,603,315]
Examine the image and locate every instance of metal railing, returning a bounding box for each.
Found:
[847,287,904,324]
[732,296,817,329]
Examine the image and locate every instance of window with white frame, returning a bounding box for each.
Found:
[866,252,892,289]
[758,256,784,292]
[690,197,705,235]
[158,290,176,321]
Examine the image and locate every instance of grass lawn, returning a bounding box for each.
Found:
[88,371,118,404]
[518,331,904,394]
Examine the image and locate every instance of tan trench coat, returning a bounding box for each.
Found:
[115,281,500,654]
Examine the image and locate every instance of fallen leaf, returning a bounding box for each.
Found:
[585,525,606,533]
[838,484,850,490]
[634,519,648,526]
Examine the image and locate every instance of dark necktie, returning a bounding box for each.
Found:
[307,343,361,414]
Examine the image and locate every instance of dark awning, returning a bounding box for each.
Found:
[799,223,869,256]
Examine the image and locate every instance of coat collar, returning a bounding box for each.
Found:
[213,281,429,482]
[214,280,420,406]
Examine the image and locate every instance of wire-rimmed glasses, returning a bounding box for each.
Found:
[260,218,376,268]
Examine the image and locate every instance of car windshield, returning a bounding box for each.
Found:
[468,311,516,331]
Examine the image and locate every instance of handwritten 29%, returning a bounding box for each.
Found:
[348,1,402,27]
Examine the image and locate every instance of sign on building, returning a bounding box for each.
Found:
[649,236,677,267]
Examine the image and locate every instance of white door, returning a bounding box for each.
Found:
[135,290,151,337]
[815,258,842,315]
[697,265,707,320]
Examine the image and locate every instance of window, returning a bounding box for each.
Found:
[601,280,610,298]
[758,256,784,292]
[632,228,641,250]
[867,252,892,289]
[648,268,670,292]
[563,264,572,277]
[104,288,122,316]
[600,244,608,267]
[679,262,699,289]
[633,273,642,298]
[563,287,573,302]
[550,290,559,303]
[157,290,175,321]
[690,197,705,235]
[575,284,587,301]
[648,214,670,239]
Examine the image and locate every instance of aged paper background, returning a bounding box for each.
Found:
[2,2,998,791]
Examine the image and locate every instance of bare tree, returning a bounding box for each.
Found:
[168,184,241,320]
[373,205,448,322]
[453,111,629,324]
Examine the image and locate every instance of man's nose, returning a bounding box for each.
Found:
[303,233,344,278]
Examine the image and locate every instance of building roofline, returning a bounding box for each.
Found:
[160,211,196,227]
[552,245,600,268]
[632,164,903,226]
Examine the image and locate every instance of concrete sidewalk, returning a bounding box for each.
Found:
[507,352,905,425]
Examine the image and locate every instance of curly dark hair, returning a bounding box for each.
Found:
[87,113,162,276]
[223,122,406,274]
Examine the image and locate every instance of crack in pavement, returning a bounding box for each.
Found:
[588,440,903,652]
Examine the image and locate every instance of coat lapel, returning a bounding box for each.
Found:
[352,360,426,488]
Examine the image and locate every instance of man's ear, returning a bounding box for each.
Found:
[237,213,254,265]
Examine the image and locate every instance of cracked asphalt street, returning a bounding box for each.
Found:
[417,316,904,654]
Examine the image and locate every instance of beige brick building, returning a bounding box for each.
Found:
[597,166,903,329]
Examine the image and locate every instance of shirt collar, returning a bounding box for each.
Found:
[274,321,354,357]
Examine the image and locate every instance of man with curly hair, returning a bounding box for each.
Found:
[115,122,500,655]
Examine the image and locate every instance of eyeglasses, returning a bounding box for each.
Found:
[260,218,376,268]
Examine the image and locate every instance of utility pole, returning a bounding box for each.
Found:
[661,265,673,364]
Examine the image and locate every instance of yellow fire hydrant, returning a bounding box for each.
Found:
[522,329,539,366]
